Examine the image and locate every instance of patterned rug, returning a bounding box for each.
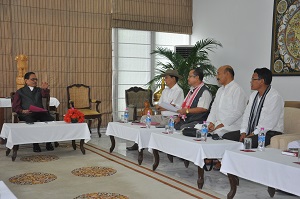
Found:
[9,172,57,185]
[71,166,117,177]
[74,192,128,199]
[20,155,59,162]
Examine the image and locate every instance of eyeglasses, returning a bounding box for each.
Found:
[30,78,38,81]
[250,78,261,82]
[188,75,197,78]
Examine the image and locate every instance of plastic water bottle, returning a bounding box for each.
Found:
[124,108,129,123]
[258,127,265,151]
[145,110,151,128]
[201,121,208,141]
[168,116,175,134]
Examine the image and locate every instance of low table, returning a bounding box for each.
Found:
[0,121,90,161]
[147,132,244,189]
[220,148,300,198]
[106,122,164,165]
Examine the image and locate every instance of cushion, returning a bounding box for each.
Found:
[284,107,300,134]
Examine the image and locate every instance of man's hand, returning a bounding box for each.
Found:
[41,82,49,89]
[215,123,224,130]
[174,117,180,124]
[239,133,247,142]
[208,122,215,132]
[177,108,187,115]
[22,110,31,114]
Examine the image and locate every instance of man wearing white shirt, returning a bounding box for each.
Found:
[222,68,284,148]
[126,69,184,151]
[175,68,212,130]
[156,69,184,118]
[207,65,247,137]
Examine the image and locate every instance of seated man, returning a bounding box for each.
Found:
[207,65,247,137]
[12,72,55,152]
[126,69,184,151]
[175,67,212,130]
[222,68,284,148]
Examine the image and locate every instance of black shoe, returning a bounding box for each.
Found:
[46,143,54,151]
[126,143,138,151]
[33,144,41,152]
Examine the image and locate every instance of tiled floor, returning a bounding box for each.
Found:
[90,129,299,199]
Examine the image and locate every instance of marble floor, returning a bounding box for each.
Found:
[90,129,299,199]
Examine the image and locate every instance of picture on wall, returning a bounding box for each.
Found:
[271,0,300,76]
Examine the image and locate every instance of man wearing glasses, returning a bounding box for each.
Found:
[174,67,212,130]
[12,71,55,152]
[222,68,284,148]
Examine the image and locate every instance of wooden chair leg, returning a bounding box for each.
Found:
[97,117,101,137]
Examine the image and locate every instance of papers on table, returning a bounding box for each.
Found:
[159,102,179,112]
[282,150,298,157]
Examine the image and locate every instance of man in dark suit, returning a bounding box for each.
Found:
[12,72,55,152]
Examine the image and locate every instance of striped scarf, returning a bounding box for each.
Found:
[247,85,271,135]
[179,82,204,120]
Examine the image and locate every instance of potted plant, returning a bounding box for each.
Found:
[148,38,222,96]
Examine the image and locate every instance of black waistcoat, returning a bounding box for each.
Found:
[16,86,43,110]
[185,85,210,123]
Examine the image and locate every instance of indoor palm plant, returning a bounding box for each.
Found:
[148,38,222,96]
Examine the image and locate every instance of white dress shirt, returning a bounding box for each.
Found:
[207,80,247,136]
[240,87,284,135]
[158,83,184,116]
[196,90,212,110]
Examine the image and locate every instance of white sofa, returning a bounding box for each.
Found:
[269,101,300,150]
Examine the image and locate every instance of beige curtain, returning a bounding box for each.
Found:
[112,0,193,34]
[0,0,112,126]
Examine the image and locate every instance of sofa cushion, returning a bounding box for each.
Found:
[284,107,300,134]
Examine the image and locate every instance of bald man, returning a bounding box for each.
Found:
[207,65,247,137]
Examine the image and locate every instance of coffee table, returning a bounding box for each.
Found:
[106,122,164,165]
[147,131,244,189]
[220,148,300,198]
[0,121,90,161]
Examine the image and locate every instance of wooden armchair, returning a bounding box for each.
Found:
[125,87,153,121]
[67,84,102,137]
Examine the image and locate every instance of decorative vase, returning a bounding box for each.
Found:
[71,119,78,123]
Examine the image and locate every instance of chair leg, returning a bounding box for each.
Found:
[87,120,92,134]
[97,117,101,138]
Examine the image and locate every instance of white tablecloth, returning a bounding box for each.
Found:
[0,121,90,149]
[0,181,17,199]
[0,98,11,107]
[106,122,165,150]
[220,148,300,196]
[0,97,60,108]
[148,132,244,168]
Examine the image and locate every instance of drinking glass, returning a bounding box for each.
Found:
[165,125,169,134]
[244,138,252,149]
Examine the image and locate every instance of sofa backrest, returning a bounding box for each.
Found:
[284,107,300,134]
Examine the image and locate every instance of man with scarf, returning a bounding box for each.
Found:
[174,68,212,130]
[222,68,284,148]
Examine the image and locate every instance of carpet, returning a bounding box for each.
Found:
[0,142,223,199]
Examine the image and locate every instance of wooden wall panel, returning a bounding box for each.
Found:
[0,0,112,127]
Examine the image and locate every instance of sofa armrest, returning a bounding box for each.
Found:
[270,134,300,150]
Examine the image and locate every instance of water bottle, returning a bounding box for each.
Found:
[201,121,208,141]
[258,127,265,151]
[124,108,129,123]
[145,110,151,128]
[168,116,175,134]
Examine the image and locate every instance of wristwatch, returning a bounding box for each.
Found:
[186,108,189,114]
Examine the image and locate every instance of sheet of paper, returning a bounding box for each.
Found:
[159,102,179,112]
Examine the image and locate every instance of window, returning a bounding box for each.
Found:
[112,28,190,120]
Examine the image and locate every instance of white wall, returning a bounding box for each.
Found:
[192,0,300,100]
